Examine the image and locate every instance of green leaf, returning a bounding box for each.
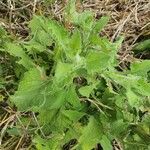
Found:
[79,85,95,97]
[133,39,150,53]
[135,79,150,97]
[107,72,140,87]
[78,11,94,31]
[69,29,82,56]
[47,90,67,109]
[29,15,44,33]
[66,85,81,108]
[11,67,48,111]
[33,134,63,150]
[86,51,110,74]
[5,43,34,69]
[34,137,50,150]
[25,30,52,53]
[130,60,150,78]
[54,62,73,82]
[111,119,128,136]
[0,27,11,50]
[30,16,69,51]
[46,18,69,50]
[7,127,21,136]
[115,75,150,97]
[65,0,78,23]
[63,126,81,146]
[24,41,46,53]
[38,109,58,125]
[62,110,84,122]
[93,16,109,34]
[0,27,7,38]
[126,88,140,107]
[100,135,113,150]
[107,72,150,107]
[65,0,93,31]
[78,117,102,150]
[42,86,80,111]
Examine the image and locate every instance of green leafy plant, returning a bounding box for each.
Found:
[1,0,150,149]
[133,39,150,53]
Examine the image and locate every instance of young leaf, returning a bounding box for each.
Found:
[65,0,78,24]
[107,72,150,107]
[62,110,84,123]
[45,18,69,51]
[133,39,150,53]
[93,16,109,34]
[79,85,95,97]
[130,60,150,78]
[24,30,52,53]
[69,29,82,56]
[5,43,34,69]
[111,119,128,136]
[29,15,45,33]
[30,16,69,51]
[126,88,140,107]
[100,135,113,150]
[86,51,110,74]
[33,134,63,150]
[65,0,93,31]
[54,62,73,82]
[78,117,102,150]
[46,89,67,109]
[66,85,81,108]
[11,68,48,111]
